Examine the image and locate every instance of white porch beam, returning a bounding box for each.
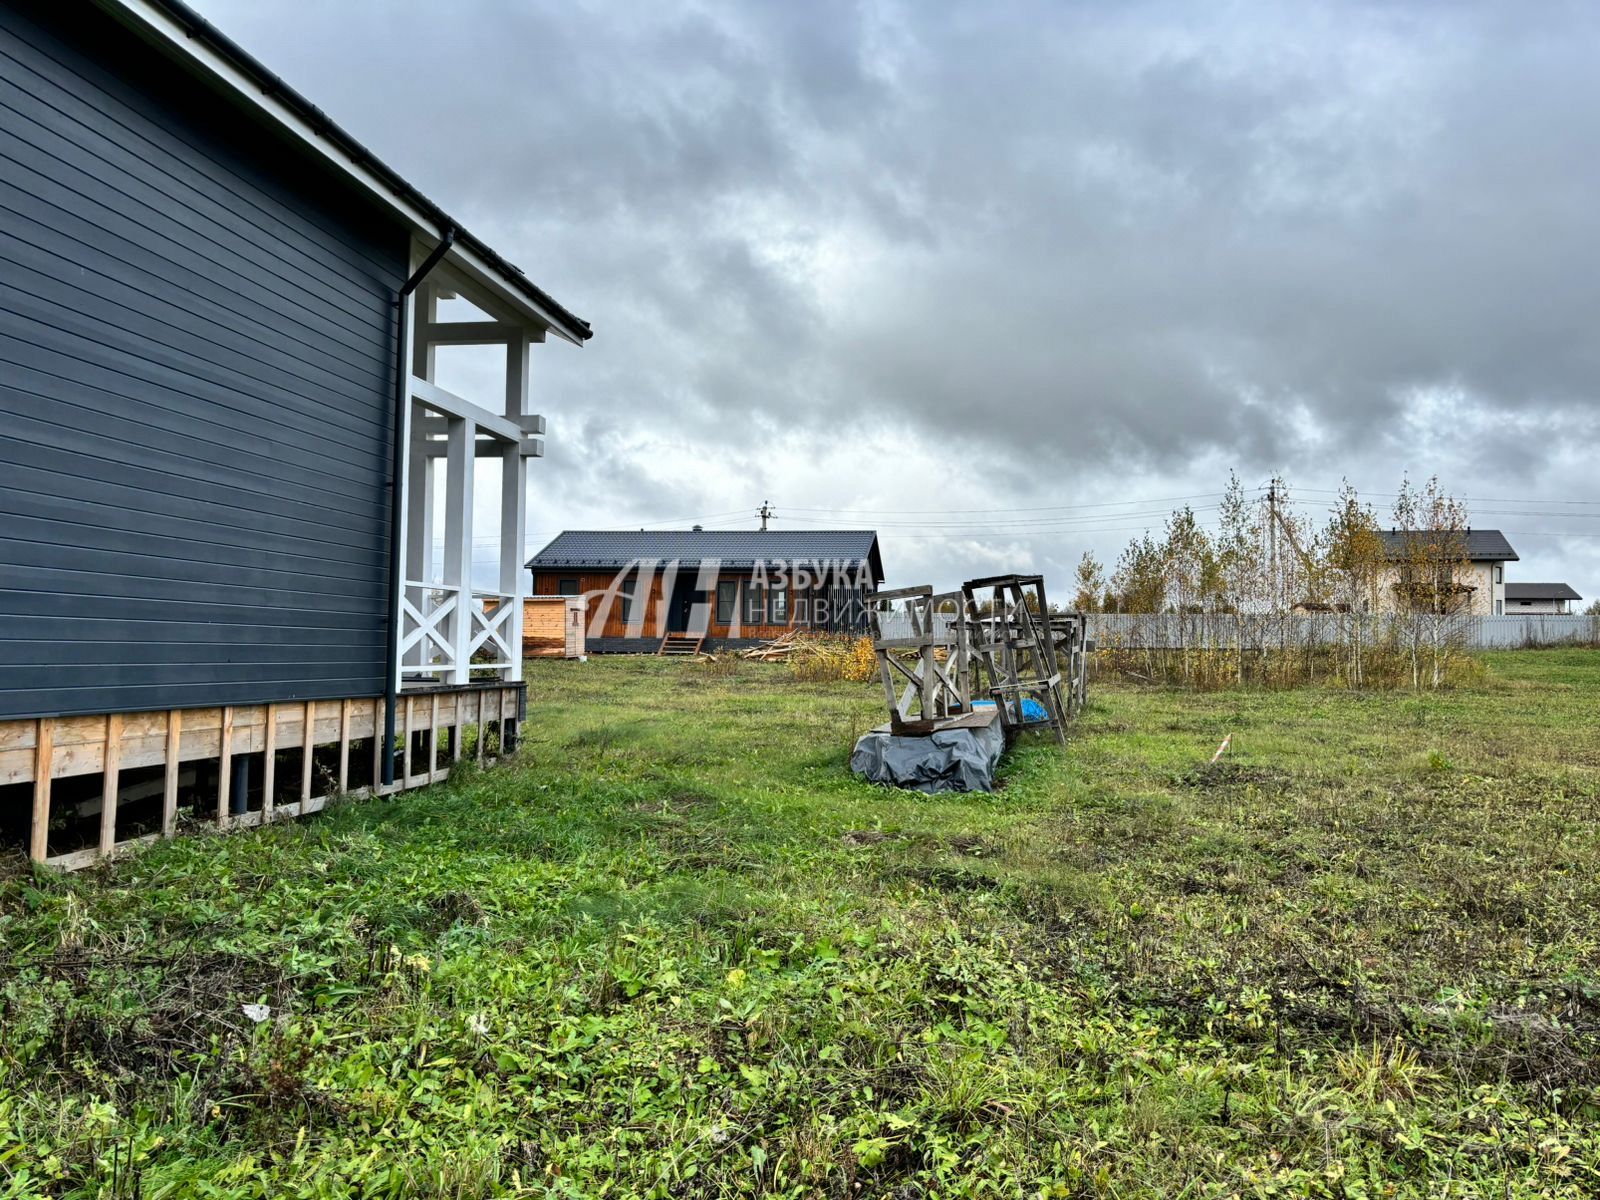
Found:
[419,320,542,346]
[409,376,523,444]
[419,438,545,459]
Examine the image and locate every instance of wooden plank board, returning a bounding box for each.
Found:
[30,718,53,862]
[262,703,277,824]
[99,712,122,857]
[338,698,351,794]
[162,709,181,837]
[216,706,233,829]
[429,694,439,776]
[299,700,315,816]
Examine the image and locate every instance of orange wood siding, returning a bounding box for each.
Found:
[531,570,825,639]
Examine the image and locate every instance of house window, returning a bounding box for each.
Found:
[794,594,809,625]
[716,579,738,624]
[1495,600,1503,615]
[771,586,789,623]
[1494,565,1503,584]
[558,578,580,597]
[744,582,766,624]
[618,571,638,625]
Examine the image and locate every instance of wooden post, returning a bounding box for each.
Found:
[404,695,415,784]
[476,690,486,765]
[371,701,383,793]
[338,698,351,793]
[99,713,122,858]
[162,709,181,837]
[426,694,437,775]
[217,706,233,828]
[30,718,53,863]
[451,691,463,764]
[300,700,314,812]
[262,704,277,823]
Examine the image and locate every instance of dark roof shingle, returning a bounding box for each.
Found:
[1505,582,1581,601]
[1376,529,1518,562]
[527,530,884,581]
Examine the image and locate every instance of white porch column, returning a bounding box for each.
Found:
[444,416,474,683]
[500,333,530,681]
[501,445,527,681]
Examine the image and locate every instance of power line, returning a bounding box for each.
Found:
[778,491,1229,516]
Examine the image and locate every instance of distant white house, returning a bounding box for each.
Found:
[1375,529,1516,616]
[1504,583,1582,614]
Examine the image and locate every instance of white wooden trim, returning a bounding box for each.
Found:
[419,320,523,345]
[444,417,474,684]
[409,377,522,444]
[394,282,421,689]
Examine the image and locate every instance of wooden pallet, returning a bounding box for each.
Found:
[657,632,706,657]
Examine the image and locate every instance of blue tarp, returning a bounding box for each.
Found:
[972,698,1049,723]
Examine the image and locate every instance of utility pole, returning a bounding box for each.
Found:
[758,500,773,531]
[1266,477,1280,611]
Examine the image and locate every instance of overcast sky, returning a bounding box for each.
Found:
[195,0,1600,600]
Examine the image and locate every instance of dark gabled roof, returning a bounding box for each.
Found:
[116,0,591,343]
[527,530,885,582]
[1377,529,1518,562]
[1505,582,1582,601]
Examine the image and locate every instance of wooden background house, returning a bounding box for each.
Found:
[0,0,590,867]
[527,530,885,653]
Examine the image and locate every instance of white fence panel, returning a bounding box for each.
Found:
[1082,613,1599,650]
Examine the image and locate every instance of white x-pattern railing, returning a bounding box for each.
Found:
[470,590,516,667]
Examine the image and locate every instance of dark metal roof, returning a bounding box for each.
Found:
[1377,529,1519,562]
[1505,582,1582,601]
[124,0,591,343]
[528,530,885,581]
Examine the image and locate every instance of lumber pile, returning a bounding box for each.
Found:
[740,630,799,661]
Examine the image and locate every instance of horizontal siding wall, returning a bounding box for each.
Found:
[531,570,868,641]
[0,0,407,719]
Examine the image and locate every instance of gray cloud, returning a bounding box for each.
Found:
[196,0,1600,596]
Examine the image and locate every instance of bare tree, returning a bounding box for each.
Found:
[1072,551,1105,613]
[1390,476,1473,688]
[1321,481,1384,686]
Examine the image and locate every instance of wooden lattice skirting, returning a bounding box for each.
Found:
[2,683,523,872]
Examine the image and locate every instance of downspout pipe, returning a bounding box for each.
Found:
[383,228,456,787]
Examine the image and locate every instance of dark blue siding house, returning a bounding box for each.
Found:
[0,0,591,867]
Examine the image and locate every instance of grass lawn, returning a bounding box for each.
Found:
[2,651,1598,1198]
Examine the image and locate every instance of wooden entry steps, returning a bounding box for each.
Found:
[657,632,707,657]
[4,684,522,872]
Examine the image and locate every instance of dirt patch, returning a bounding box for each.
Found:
[891,865,1003,894]
[8,946,290,1091]
[841,829,893,847]
[634,791,714,816]
[1172,761,1290,792]
[943,834,993,857]
[423,889,487,932]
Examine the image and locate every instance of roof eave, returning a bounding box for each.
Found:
[98,0,592,345]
